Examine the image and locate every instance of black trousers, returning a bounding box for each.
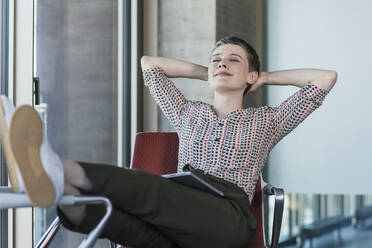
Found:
[57,162,257,248]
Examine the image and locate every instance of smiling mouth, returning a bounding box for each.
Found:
[215,72,232,76]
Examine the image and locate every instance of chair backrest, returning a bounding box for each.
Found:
[131,132,266,247]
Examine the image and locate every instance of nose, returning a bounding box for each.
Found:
[218,61,227,69]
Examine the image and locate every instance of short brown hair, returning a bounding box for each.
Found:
[214,36,260,95]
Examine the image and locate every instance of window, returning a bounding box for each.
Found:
[32,0,128,246]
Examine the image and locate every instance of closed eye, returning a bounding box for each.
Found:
[211,57,240,63]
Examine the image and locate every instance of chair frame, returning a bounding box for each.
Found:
[0,186,113,248]
[261,180,285,248]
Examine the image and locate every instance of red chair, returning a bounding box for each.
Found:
[126,132,285,248]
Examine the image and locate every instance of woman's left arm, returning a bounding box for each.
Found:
[258,69,338,148]
[248,69,338,94]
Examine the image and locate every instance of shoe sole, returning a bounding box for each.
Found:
[8,105,56,208]
[0,98,19,192]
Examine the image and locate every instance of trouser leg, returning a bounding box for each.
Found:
[59,162,256,248]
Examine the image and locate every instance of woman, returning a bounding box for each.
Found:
[0,36,337,248]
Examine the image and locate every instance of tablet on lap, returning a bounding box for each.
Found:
[162,171,224,197]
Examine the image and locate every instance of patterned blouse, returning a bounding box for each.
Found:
[143,67,329,203]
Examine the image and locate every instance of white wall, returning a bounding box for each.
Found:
[266,0,372,195]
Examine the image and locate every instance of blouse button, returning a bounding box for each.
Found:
[218,123,223,127]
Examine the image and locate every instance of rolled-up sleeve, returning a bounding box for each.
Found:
[143,67,187,130]
[268,82,329,146]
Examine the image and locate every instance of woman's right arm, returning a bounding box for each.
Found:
[141,56,208,81]
[141,56,207,130]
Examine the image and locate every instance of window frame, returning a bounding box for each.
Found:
[0,0,10,247]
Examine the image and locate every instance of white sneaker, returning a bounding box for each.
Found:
[0,95,24,192]
[7,104,64,208]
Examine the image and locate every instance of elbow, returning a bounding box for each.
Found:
[141,56,159,71]
[322,70,338,91]
[329,70,338,83]
[141,56,152,70]
[328,70,338,89]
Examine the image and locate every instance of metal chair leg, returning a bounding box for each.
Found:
[35,217,61,248]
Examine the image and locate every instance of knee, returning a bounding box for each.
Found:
[228,218,257,248]
[238,219,257,247]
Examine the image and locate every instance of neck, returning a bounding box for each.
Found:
[213,91,243,119]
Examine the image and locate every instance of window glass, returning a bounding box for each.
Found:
[33,1,118,246]
[267,193,372,247]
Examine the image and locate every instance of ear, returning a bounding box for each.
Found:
[247,71,259,84]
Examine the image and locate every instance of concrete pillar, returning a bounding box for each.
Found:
[216,0,265,108]
[157,0,216,131]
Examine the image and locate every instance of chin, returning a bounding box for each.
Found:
[211,78,231,86]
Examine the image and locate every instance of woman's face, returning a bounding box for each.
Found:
[208,44,253,95]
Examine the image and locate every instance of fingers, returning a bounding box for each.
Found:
[247,85,257,94]
[247,83,261,95]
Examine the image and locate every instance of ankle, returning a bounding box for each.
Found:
[59,204,87,227]
[64,182,80,195]
[62,159,93,191]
